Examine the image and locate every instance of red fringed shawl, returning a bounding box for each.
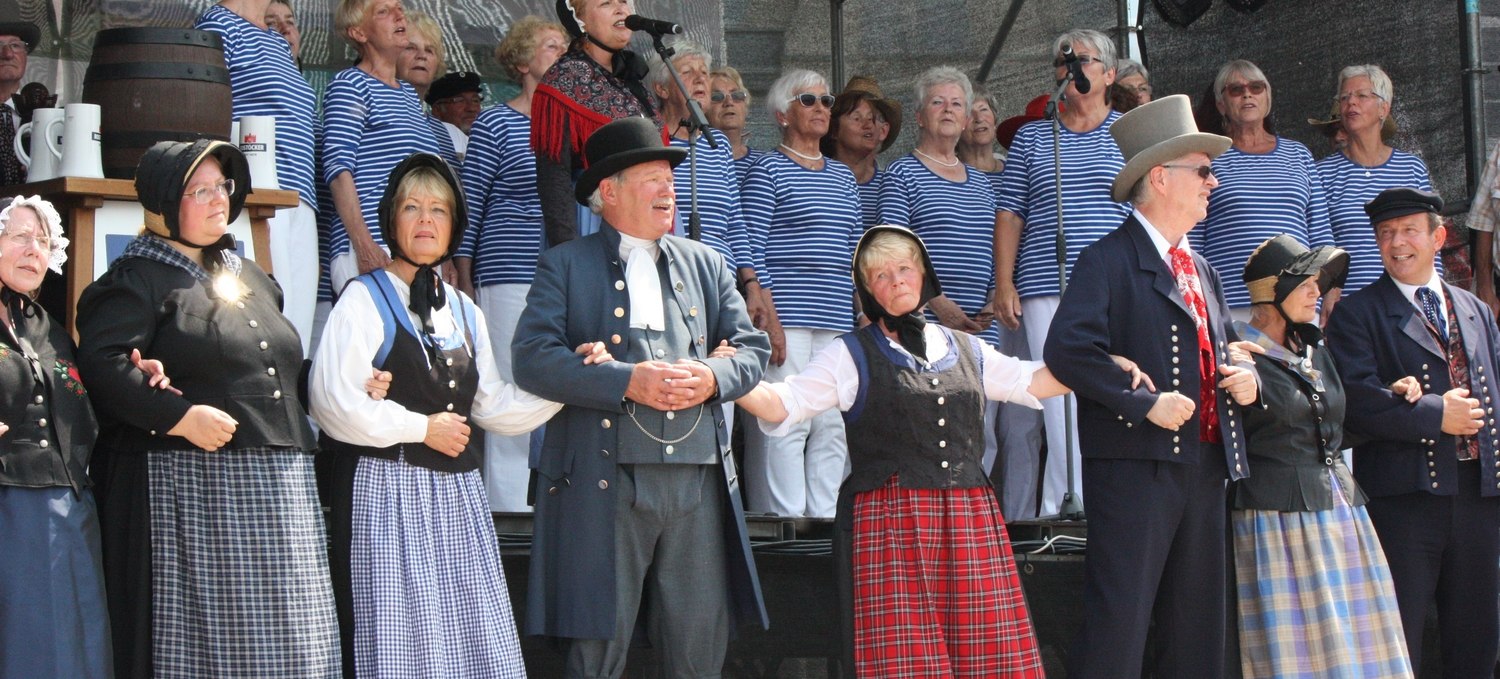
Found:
[530,47,665,167]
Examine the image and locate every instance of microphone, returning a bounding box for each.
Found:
[1059,43,1091,94]
[624,15,684,36]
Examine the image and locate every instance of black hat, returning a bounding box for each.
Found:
[425,71,482,106]
[555,0,584,38]
[1242,234,1348,307]
[573,117,684,205]
[135,139,250,248]
[0,5,40,53]
[377,153,468,265]
[1364,187,1443,228]
[852,225,942,359]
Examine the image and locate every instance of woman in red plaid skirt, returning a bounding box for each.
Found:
[739,225,1148,677]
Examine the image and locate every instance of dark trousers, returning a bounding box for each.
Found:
[1364,460,1500,679]
[1068,446,1229,679]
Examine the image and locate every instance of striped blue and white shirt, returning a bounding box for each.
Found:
[878,155,1000,346]
[1316,149,1434,293]
[740,152,862,331]
[458,103,541,287]
[195,5,317,204]
[734,147,768,184]
[996,111,1130,299]
[856,170,884,229]
[670,128,750,274]
[321,68,440,259]
[1189,138,1334,308]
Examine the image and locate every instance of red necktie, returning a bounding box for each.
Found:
[1168,246,1221,443]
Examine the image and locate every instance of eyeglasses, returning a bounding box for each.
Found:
[1052,54,1104,68]
[436,93,484,107]
[787,93,835,109]
[183,179,235,205]
[1162,164,1215,180]
[1223,81,1267,97]
[2,229,48,251]
[710,90,747,104]
[0,41,27,54]
[1335,89,1385,105]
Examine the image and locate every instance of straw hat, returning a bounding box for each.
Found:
[830,76,902,152]
[1109,94,1230,202]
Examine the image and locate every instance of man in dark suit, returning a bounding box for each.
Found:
[512,117,770,678]
[1044,94,1259,679]
[0,12,37,186]
[1325,187,1500,678]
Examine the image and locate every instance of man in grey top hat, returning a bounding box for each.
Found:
[513,116,770,678]
[0,11,38,186]
[1045,94,1259,678]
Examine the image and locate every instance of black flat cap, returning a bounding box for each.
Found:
[425,71,483,106]
[1364,187,1444,228]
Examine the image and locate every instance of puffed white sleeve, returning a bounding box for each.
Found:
[308,282,431,447]
[981,343,1044,409]
[757,338,860,437]
[462,294,564,435]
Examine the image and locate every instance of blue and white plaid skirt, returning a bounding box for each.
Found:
[148,447,340,679]
[351,455,526,678]
[1232,472,1413,679]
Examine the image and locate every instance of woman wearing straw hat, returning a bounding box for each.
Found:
[1230,234,1415,678]
[821,75,899,229]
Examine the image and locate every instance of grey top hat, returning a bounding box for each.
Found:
[1109,94,1231,202]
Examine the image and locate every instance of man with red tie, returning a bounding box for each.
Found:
[1325,187,1500,677]
[1044,94,1260,679]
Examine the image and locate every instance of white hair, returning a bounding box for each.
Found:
[1052,29,1117,72]
[586,175,622,215]
[766,68,827,119]
[1336,64,1393,103]
[0,196,68,273]
[914,65,973,115]
[644,39,713,94]
[1117,58,1148,82]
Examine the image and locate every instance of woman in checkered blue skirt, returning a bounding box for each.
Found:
[77,140,341,678]
[1229,235,1413,678]
[738,226,1149,677]
[310,153,609,678]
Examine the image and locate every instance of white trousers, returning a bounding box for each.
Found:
[476,283,535,512]
[993,320,1045,520]
[1022,295,1084,516]
[268,200,319,356]
[743,327,848,518]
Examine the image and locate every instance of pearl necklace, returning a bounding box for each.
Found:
[914,148,962,168]
[778,144,824,162]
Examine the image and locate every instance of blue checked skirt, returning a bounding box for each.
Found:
[1232,471,1413,679]
[350,455,526,678]
[148,448,341,679]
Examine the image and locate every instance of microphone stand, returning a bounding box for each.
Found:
[1046,70,1085,521]
[648,33,716,242]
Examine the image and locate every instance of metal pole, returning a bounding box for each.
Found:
[830,0,845,89]
[1117,0,1131,59]
[1461,0,1485,194]
[977,0,1027,84]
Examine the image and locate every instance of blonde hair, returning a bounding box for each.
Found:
[404,12,446,74]
[393,166,456,214]
[334,0,376,46]
[857,230,924,284]
[496,16,567,83]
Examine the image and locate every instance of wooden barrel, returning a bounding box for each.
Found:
[81,28,232,179]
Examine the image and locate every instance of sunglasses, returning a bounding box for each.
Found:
[711,90,748,103]
[1223,81,1267,97]
[787,93,836,109]
[1162,164,1215,180]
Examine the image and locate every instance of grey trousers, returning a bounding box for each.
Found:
[566,464,731,679]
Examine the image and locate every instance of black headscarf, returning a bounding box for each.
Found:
[853,225,943,359]
[376,153,468,349]
[134,139,251,274]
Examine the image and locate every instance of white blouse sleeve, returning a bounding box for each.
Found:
[758,338,860,437]
[462,295,564,435]
[308,282,430,447]
[981,343,1045,409]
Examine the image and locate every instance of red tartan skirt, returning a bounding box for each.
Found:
[852,474,1045,679]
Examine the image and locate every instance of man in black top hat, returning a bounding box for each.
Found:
[426,71,483,135]
[0,12,38,186]
[1326,187,1500,677]
[513,116,770,677]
